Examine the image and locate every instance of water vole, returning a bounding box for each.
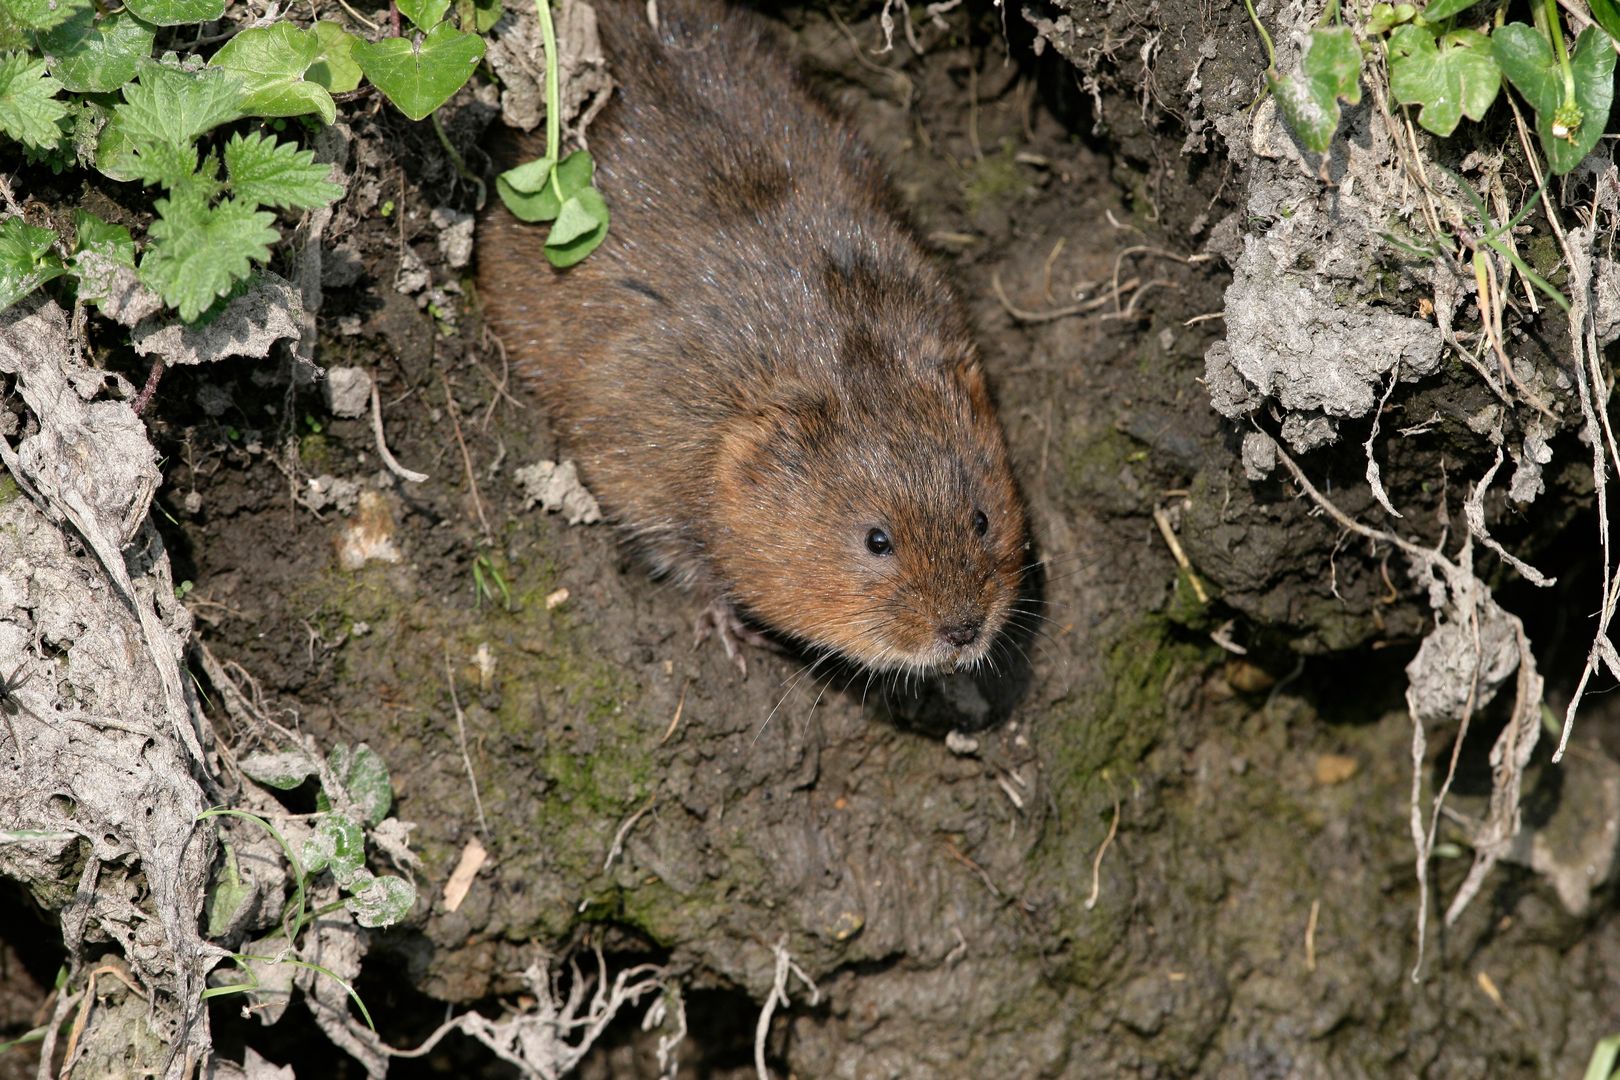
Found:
[478,0,1029,675]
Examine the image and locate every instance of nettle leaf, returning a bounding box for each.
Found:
[0,216,65,311]
[301,812,367,886]
[397,0,452,32]
[309,21,363,95]
[122,0,226,28]
[210,23,336,125]
[0,52,67,150]
[112,58,245,149]
[545,186,609,268]
[1269,26,1362,154]
[345,874,416,928]
[224,131,345,210]
[326,742,393,825]
[1495,24,1617,173]
[353,23,485,122]
[140,192,277,321]
[36,6,155,94]
[1388,26,1499,136]
[238,748,321,790]
[7,0,76,32]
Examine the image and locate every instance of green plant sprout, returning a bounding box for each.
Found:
[494,0,611,267]
[472,551,513,611]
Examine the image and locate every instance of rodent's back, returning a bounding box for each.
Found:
[479,0,1030,674]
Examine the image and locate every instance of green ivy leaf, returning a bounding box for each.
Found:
[139,191,277,321]
[345,873,416,928]
[1269,26,1362,154]
[224,131,344,210]
[326,742,394,825]
[397,0,451,32]
[0,52,67,150]
[0,216,65,311]
[352,23,485,122]
[545,186,609,267]
[36,6,155,94]
[472,0,503,34]
[1420,0,1485,22]
[122,0,226,28]
[73,209,135,265]
[308,21,363,95]
[301,812,367,887]
[209,23,336,124]
[1388,26,1499,137]
[1495,24,1616,173]
[1588,0,1620,47]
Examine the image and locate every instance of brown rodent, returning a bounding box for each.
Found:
[478,0,1029,676]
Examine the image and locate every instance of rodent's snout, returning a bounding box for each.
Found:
[938,617,983,648]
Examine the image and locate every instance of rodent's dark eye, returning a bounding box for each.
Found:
[973,509,989,537]
[865,528,894,556]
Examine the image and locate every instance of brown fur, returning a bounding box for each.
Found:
[477,0,1029,673]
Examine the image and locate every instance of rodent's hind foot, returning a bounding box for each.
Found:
[693,600,769,679]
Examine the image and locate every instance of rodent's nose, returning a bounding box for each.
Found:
[939,619,982,648]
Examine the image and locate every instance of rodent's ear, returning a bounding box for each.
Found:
[950,351,996,412]
[715,389,838,488]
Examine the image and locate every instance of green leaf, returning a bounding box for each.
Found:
[6,0,77,32]
[309,21,363,95]
[397,0,451,32]
[36,7,155,94]
[1388,26,1499,136]
[472,0,503,34]
[497,149,598,223]
[496,154,558,221]
[122,0,226,28]
[1588,0,1620,47]
[204,841,254,938]
[238,748,321,790]
[300,812,367,886]
[1495,25,1616,173]
[0,216,65,311]
[1269,26,1362,154]
[1420,0,1484,21]
[111,57,246,149]
[326,742,393,825]
[139,192,277,321]
[545,185,609,267]
[1366,3,1419,35]
[73,209,134,265]
[345,874,416,928]
[224,131,344,210]
[0,52,67,150]
[209,23,336,125]
[1583,1033,1620,1080]
[352,23,485,122]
